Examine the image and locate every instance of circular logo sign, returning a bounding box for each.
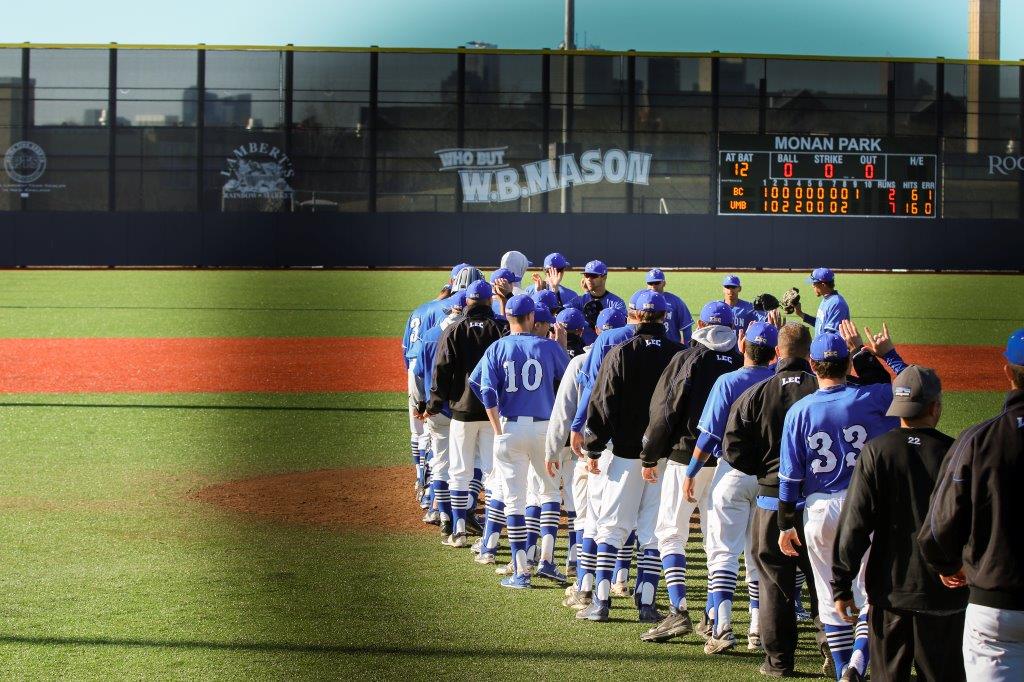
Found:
[4,141,47,184]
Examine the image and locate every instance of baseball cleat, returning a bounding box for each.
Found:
[464,515,484,537]
[704,628,737,654]
[575,600,609,622]
[565,560,578,577]
[422,510,440,525]
[495,561,514,576]
[442,532,468,548]
[562,589,592,610]
[698,610,714,641]
[439,520,452,537]
[474,552,496,565]
[500,574,532,590]
[470,538,482,553]
[637,604,664,623]
[640,609,694,643]
[534,562,567,584]
[839,667,864,682]
[820,642,836,679]
[747,631,762,650]
[564,583,577,597]
[610,581,633,597]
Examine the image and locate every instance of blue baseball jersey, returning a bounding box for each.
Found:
[524,284,578,309]
[729,299,756,331]
[403,296,454,364]
[814,292,850,336]
[695,365,776,458]
[470,333,569,419]
[571,324,637,432]
[567,291,628,345]
[663,291,694,344]
[414,324,450,418]
[779,383,899,501]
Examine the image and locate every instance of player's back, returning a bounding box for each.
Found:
[784,384,898,497]
[481,334,568,418]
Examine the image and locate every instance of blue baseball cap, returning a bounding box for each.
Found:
[745,321,778,348]
[700,301,736,327]
[505,293,535,317]
[466,279,492,301]
[723,274,741,287]
[532,290,559,310]
[556,307,586,332]
[596,307,627,330]
[544,252,570,269]
[646,268,666,284]
[583,260,608,276]
[490,267,521,284]
[533,303,555,324]
[628,289,646,310]
[810,332,850,361]
[450,262,471,279]
[1006,328,1024,365]
[634,290,669,313]
[807,267,835,284]
[444,290,468,311]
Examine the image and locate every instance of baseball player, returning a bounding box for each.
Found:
[680,321,779,653]
[638,301,742,643]
[832,366,968,682]
[531,301,556,338]
[470,294,570,588]
[411,290,469,537]
[722,275,756,331]
[526,252,578,310]
[553,307,628,610]
[577,290,686,623]
[645,268,693,344]
[490,267,521,318]
[499,250,531,294]
[547,307,628,608]
[789,267,851,336]
[428,279,509,549]
[557,307,587,359]
[918,329,1024,682]
[778,322,907,680]
[567,260,627,346]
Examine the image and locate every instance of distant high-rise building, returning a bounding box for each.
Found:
[967,0,1000,151]
[182,87,252,127]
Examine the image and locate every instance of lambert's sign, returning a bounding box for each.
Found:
[435,146,653,203]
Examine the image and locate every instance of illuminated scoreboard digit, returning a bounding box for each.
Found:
[718,134,938,218]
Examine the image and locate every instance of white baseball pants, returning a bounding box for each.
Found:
[656,460,714,556]
[582,450,613,538]
[706,460,760,583]
[595,455,666,550]
[804,490,868,628]
[493,417,558,516]
[448,419,494,495]
[425,413,451,482]
[964,603,1024,682]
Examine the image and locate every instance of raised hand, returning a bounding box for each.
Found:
[838,319,863,352]
[862,322,894,356]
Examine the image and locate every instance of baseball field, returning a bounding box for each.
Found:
[0,268,1020,680]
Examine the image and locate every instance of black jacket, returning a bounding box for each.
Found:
[722,350,893,498]
[918,390,1024,611]
[583,323,685,459]
[833,427,967,612]
[428,304,508,421]
[641,342,742,467]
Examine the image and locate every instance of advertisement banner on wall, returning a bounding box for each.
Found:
[1,141,67,196]
[220,141,294,211]
[435,146,652,203]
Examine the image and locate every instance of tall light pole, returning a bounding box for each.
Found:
[560,0,575,213]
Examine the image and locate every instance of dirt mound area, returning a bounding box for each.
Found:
[194,466,430,534]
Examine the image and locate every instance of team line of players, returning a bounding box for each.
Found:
[401,252,1020,681]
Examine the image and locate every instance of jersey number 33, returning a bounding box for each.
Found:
[807,424,867,474]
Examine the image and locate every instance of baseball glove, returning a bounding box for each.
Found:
[752,293,781,312]
[781,287,800,314]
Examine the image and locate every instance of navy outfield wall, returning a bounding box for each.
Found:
[0,212,1020,271]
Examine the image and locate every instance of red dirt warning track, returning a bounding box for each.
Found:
[0,337,1007,393]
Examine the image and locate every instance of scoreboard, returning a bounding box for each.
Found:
[718,134,937,218]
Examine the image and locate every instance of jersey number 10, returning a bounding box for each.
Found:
[808,424,868,474]
[504,359,543,392]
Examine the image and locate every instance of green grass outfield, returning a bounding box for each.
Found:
[0,270,1020,679]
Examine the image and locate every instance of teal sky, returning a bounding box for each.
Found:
[0,0,1021,60]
